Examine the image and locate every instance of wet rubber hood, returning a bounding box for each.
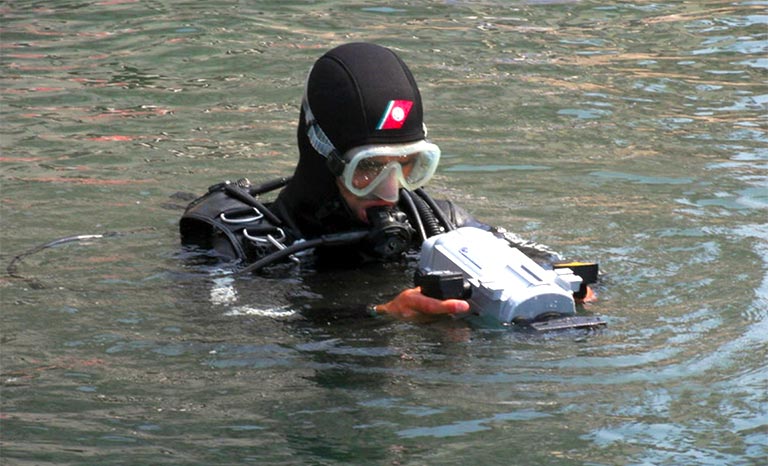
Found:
[275,43,427,237]
[303,42,425,153]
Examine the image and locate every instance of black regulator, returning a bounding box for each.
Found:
[365,206,414,260]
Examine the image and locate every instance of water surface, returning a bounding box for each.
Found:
[2,1,767,464]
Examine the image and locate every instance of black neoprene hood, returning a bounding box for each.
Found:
[305,42,426,152]
[274,43,428,236]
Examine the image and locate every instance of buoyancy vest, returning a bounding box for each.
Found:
[179,178,299,263]
[179,177,488,267]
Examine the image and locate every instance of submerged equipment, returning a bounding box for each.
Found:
[180,176,603,330]
[415,226,604,329]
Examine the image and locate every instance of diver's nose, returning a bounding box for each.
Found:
[373,166,400,202]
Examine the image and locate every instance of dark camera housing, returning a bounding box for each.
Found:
[414,269,472,300]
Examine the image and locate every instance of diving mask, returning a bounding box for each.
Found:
[340,140,440,201]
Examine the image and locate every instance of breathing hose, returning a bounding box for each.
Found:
[398,189,427,242]
[409,191,443,237]
[415,188,455,232]
[234,230,369,275]
[6,227,156,287]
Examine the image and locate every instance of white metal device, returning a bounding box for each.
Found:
[418,227,583,324]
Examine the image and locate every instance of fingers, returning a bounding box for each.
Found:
[405,288,469,315]
[575,285,597,304]
[376,287,470,319]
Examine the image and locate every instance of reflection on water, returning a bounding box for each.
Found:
[2,0,766,464]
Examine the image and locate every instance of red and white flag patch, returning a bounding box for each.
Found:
[376,100,413,130]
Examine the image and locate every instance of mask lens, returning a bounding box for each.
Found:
[351,154,416,190]
[342,141,440,198]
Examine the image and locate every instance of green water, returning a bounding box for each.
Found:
[1,1,766,464]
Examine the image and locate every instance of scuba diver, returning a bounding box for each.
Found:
[180,42,566,321]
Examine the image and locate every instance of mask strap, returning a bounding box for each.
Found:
[301,69,347,176]
[302,100,346,177]
[302,98,336,159]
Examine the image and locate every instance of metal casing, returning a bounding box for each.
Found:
[419,227,581,323]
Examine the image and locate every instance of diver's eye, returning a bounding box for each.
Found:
[358,158,387,174]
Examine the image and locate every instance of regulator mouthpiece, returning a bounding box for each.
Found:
[365,206,413,259]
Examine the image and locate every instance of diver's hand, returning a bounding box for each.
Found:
[374,287,470,320]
